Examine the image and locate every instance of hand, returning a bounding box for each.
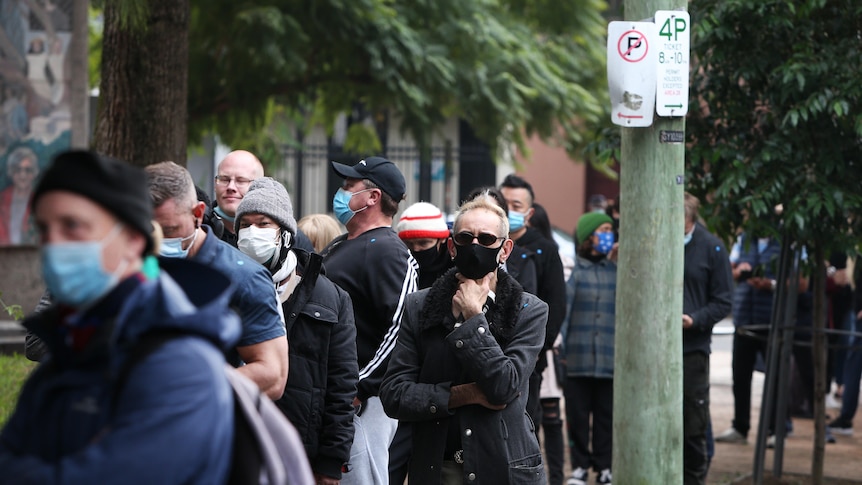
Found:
[452,273,492,320]
[314,473,340,485]
[449,382,507,411]
[748,276,773,291]
[682,314,693,329]
[608,242,620,262]
[733,262,752,280]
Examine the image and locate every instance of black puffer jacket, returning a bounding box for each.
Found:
[275,250,358,480]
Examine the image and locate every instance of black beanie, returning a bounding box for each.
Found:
[31,150,154,253]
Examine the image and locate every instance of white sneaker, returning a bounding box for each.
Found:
[567,467,588,485]
[597,468,612,484]
[715,427,747,443]
[826,393,842,409]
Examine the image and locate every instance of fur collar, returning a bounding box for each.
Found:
[418,267,524,345]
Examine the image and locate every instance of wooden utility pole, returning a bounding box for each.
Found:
[614,0,686,483]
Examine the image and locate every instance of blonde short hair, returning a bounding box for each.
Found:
[297,213,344,253]
[454,195,509,237]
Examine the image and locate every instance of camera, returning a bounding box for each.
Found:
[738,264,765,281]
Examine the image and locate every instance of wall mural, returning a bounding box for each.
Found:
[0,0,74,246]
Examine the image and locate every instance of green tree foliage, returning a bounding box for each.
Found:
[688,0,862,252]
[688,2,862,479]
[185,0,609,163]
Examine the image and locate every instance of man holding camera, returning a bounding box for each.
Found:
[715,233,782,444]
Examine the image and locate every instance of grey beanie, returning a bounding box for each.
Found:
[234,177,297,235]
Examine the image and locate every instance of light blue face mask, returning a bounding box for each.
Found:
[159,229,197,259]
[684,226,695,246]
[508,211,527,232]
[332,188,370,226]
[594,231,615,255]
[41,225,127,308]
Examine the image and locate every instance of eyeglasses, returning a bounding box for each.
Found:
[453,231,505,247]
[12,166,36,174]
[215,175,252,188]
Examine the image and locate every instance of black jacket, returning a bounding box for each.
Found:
[275,250,358,479]
[381,268,548,484]
[506,245,538,294]
[683,224,733,355]
[513,227,566,352]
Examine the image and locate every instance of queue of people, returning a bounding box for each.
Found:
[3,148,856,485]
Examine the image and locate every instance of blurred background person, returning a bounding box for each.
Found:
[562,212,617,485]
[298,213,344,254]
[0,146,39,245]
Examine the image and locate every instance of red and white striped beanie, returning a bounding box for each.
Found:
[396,202,450,240]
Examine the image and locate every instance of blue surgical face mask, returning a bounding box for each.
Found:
[508,211,526,232]
[332,187,371,226]
[159,228,197,259]
[684,226,695,246]
[594,231,615,255]
[41,224,127,308]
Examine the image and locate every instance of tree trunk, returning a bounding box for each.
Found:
[811,245,827,483]
[92,0,189,167]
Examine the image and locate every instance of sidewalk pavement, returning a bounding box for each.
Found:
[708,347,862,484]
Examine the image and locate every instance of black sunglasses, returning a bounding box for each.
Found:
[453,231,505,247]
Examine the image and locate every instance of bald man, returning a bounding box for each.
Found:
[213,150,265,247]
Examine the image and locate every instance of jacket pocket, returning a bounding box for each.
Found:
[509,453,544,484]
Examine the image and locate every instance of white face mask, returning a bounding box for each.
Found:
[238,226,280,264]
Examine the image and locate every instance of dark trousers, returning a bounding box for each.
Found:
[527,369,542,436]
[683,352,710,485]
[542,397,565,485]
[839,348,862,421]
[388,422,411,485]
[731,331,770,435]
[564,376,613,472]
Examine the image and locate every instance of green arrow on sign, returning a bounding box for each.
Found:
[664,104,684,108]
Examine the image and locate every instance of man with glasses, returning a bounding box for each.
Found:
[213,150,265,247]
[212,149,316,252]
[147,161,288,400]
[381,195,548,484]
[322,156,417,484]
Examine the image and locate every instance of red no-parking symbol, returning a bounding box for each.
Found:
[617,30,648,63]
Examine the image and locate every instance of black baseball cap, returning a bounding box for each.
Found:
[331,157,406,201]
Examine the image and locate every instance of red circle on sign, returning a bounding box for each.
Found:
[617,30,648,63]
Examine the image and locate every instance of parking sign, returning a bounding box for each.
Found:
[608,21,658,127]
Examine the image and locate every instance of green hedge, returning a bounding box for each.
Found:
[0,354,37,428]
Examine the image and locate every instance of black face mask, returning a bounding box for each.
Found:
[453,243,501,279]
[412,244,443,269]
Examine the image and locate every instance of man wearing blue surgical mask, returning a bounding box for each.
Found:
[499,174,567,465]
[146,161,288,400]
[2,150,239,483]
[323,156,418,485]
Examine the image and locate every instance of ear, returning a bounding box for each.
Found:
[447,236,456,260]
[192,201,206,228]
[524,207,535,223]
[498,238,515,264]
[366,187,382,207]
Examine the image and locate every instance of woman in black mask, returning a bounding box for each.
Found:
[397,202,453,289]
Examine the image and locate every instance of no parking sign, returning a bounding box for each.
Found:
[608,21,658,127]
